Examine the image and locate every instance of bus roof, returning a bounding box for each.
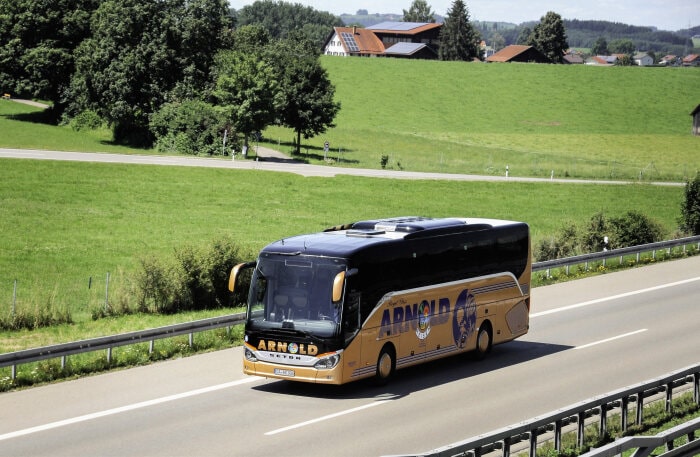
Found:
[260,216,527,258]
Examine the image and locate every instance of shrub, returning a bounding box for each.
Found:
[131,236,247,314]
[679,173,700,235]
[69,110,104,131]
[150,100,226,155]
[609,211,664,248]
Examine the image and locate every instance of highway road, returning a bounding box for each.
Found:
[0,256,698,456]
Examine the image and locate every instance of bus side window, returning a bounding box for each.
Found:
[343,292,361,339]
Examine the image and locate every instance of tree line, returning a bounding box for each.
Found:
[0,0,340,152]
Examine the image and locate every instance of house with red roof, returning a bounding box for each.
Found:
[485,45,550,64]
[323,22,441,59]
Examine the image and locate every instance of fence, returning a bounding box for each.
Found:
[1,235,699,379]
[385,364,700,457]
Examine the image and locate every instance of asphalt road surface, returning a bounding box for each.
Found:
[0,147,684,186]
[1,256,698,456]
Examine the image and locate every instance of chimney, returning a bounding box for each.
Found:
[353,26,357,34]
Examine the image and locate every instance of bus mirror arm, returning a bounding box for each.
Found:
[228,261,256,293]
[332,268,358,302]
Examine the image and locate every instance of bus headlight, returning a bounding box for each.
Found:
[314,353,340,370]
[244,348,258,362]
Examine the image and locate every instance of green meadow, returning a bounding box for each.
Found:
[0,60,697,352]
[268,58,699,181]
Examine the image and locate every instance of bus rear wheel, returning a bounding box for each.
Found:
[374,346,395,385]
[474,323,492,360]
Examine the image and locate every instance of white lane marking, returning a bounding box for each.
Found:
[265,399,393,436]
[531,276,700,318]
[574,329,648,350]
[0,377,261,442]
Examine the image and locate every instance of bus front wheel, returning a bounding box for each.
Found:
[474,323,492,360]
[375,346,395,385]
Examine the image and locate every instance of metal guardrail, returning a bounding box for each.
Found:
[386,364,700,457]
[1,235,699,378]
[532,235,700,273]
[0,313,245,378]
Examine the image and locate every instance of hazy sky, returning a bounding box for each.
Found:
[229,0,698,31]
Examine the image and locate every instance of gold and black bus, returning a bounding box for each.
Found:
[229,216,531,385]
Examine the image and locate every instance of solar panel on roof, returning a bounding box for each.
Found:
[340,32,360,52]
[367,21,426,31]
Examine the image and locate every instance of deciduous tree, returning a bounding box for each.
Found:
[403,0,436,23]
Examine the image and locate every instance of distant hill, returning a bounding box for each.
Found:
[338,13,699,55]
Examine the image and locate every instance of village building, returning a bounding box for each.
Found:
[323,22,441,59]
[634,53,654,66]
[692,104,700,136]
[486,45,550,64]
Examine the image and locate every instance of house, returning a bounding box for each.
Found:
[323,26,384,57]
[692,104,700,136]
[634,53,654,66]
[563,52,584,64]
[586,55,618,66]
[485,45,550,63]
[682,54,700,66]
[660,55,678,66]
[322,22,441,59]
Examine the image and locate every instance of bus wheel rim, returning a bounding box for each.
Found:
[478,329,489,353]
[378,353,392,379]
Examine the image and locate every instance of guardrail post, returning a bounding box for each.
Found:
[107,347,112,364]
[577,411,586,448]
[11,364,16,380]
[666,382,673,414]
[149,340,154,354]
[694,373,699,405]
[554,419,563,451]
[636,391,645,425]
[189,332,193,348]
[529,430,537,456]
[502,436,511,457]
[599,402,608,438]
[621,396,629,432]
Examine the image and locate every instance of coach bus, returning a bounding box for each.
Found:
[229,216,531,385]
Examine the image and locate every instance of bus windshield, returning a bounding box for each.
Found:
[246,254,346,338]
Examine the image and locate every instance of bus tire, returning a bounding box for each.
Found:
[374,345,395,385]
[474,323,492,361]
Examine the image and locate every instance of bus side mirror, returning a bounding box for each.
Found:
[229,262,255,293]
[332,271,345,303]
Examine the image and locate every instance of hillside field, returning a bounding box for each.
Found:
[268,58,699,181]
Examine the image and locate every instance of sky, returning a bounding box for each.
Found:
[229,0,699,31]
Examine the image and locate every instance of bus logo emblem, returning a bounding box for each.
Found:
[288,343,299,354]
[416,300,431,340]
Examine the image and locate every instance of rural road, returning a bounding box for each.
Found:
[0,147,684,186]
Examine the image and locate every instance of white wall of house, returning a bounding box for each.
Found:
[324,33,348,56]
[635,54,654,66]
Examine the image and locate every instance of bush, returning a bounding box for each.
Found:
[535,211,666,261]
[132,236,247,314]
[69,110,104,131]
[679,173,700,235]
[150,100,226,155]
[609,211,664,248]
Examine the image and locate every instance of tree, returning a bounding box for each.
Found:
[528,11,568,63]
[213,47,280,150]
[403,0,436,23]
[591,36,609,55]
[679,173,700,235]
[438,0,482,61]
[67,0,230,146]
[273,34,340,155]
[235,0,343,48]
[0,0,99,119]
[516,26,532,45]
[609,39,635,55]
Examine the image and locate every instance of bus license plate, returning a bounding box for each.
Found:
[274,368,295,377]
